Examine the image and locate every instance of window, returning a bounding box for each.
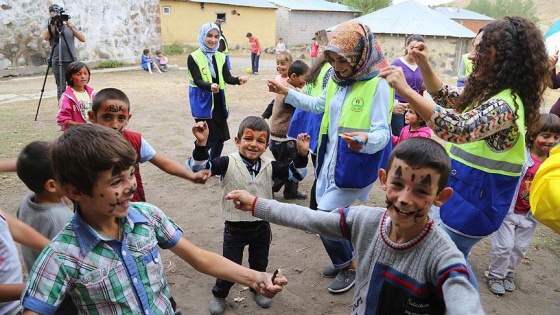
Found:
[216,13,226,23]
[163,7,170,15]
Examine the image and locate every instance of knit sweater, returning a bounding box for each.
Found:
[269,81,297,138]
[253,199,485,315]
[220,153,274,222]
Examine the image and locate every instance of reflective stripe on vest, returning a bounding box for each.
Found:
[448,89,525,176]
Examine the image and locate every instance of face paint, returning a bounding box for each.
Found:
[411,173,416,182]
[100,194,104,197]
[420,174,432,186]
[394,165,403,178]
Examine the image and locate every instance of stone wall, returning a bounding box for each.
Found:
[0,0,160,77]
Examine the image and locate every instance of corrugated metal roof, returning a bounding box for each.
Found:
[188,0,277,9]
[267,0,361,12]
[434,7,494,21]
[327,0,476,38]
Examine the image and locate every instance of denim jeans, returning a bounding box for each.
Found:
[319,208,354,269]
[251,53,260,73]
[430,206,480,289]
[212,221,271,297]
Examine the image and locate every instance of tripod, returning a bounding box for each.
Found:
[35,20,75,121]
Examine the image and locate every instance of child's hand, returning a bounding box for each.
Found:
[192,121,209,146]
[296,133,310,156]
[191,169,211,184]
[393,102,408,115]
[225,190,257,212]
[239,76,249,85]
[548,52,559,70]
[252,271,288,298]
[342,132,367,151]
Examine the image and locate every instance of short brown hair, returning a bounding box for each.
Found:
[50,124,136,196]
[237,116,270,143]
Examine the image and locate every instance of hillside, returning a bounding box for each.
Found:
[452,0,559,27]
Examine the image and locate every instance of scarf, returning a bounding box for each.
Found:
[325,21,388,86]
[198,22,220,78]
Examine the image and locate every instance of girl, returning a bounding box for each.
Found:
[487,113,560,295]
[261,52,293,119]
[141,48,161,74]
[390,34,426,136]
[382,16,550,289]
[56,61,95,131]
[391,107,431,146]
[188,22,248,160]
[267,21,393,293]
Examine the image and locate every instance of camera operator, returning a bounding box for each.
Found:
[42,4,85,100]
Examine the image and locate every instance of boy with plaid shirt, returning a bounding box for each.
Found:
[20,124,286,315]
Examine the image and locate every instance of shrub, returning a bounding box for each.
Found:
[163,43,184,55]
[98,60,125,68]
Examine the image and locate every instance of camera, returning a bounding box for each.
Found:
[50,5,71,27]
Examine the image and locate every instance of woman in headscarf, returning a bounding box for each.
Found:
[267,20,393,294]
[188,22,248,160]
[381,16,549,290]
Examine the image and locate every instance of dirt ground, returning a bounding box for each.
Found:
[1,55,560,314]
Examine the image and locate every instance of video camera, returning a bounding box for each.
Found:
[50,5,70,28]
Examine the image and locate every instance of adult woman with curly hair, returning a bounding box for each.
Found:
[381,16,549,289]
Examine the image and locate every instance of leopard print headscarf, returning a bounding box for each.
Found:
[325,21,388,85]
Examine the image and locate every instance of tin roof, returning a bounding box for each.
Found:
[188,0,277,9]
[327,0,476,38]
[434,7,494,21]
[267,0,361,13]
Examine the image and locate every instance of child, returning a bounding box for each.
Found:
[261,51,293,119]
[487,113,560,295]
[20,123,287,314]
[267,21,393,294]
[391,107,432,146]
[187,116,309,315]
[155,50,169,72]
[0,210,49,315]
[310,37,319,66]
[226,138,484,314]
[15,141,78,314]
[275,37,286,54]
[88,88,211,202]
[268,60,310,199]
[141,48,161,74]
[57,61,95,131]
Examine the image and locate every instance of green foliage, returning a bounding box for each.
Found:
[163,43,184,55]
[330,0,391,15]
[97,60,125,68]
[466,0,537,22]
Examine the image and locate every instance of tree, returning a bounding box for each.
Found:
[336,0,392,15]
[466,0,537,22]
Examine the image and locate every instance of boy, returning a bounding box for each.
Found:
[16,141,74,272]
[187,116,309,315]
[0,209,49,315]
[88,88,210,202]
[310,37,319,66]
[20,124,286,315]
[155,50,169,72]
[268,60,309,199]
[226,138,485,314]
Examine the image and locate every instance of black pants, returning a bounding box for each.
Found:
[269,139,298,197]
[212,221,272,298]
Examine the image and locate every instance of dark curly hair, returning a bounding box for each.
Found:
[458,16,548,129]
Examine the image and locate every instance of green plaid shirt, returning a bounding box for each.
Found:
[22,203,183,315]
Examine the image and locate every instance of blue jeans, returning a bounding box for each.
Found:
[251,53,260,73]
[319,208,354,269]
[430,206,480,289]
[212,221,271,297]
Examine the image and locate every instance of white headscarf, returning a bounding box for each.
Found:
[198,22,220,78]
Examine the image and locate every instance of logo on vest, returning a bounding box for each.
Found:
[201,67,208,76]
[351,97,364,112]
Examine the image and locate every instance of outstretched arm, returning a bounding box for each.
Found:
[149,153,210,184]
[4,210,49,251]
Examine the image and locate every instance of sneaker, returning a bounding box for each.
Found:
[284,191,308,200]
[487,276,505,295]
[209,296,225,315]
[321,265,340,278]
[504,272,516,292]
[328,268,356,293]
[253,72,259,75]
[252,292,272,308]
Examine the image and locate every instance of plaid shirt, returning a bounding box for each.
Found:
[22,203,183,315]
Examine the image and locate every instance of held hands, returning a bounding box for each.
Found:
[252,271,288,298]
[379,66,413,96]
[393,102,408,115]
[342,132,367,151]
[408,42,429,67]
[192,121,209,146]
[225,190,257,212]
[267,79,289,96]
[191,169,211,184]
[296,133,311,156]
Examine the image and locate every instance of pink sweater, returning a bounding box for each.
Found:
[57,85,95,131]
[392,125,431,146]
